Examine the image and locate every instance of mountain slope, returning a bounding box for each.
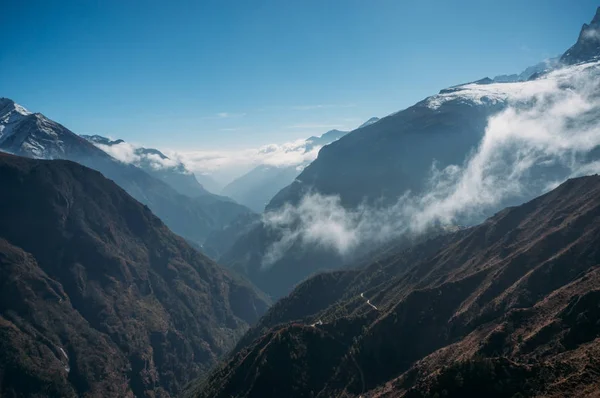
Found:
[221,164,302,213]
[0,99,253,245]
[187,174,600,398]
[0,152,269,397]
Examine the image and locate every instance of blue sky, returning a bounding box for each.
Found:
[1,0,597,150]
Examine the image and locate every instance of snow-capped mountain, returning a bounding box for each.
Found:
[561,7,600,65]
[81,134,212,197]
[0,98,107,160]
[0,101,253,246]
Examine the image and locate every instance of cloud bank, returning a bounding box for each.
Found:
[93,135,326,185]
[261,61,600,267]
[95,141,184,171]
[165,138,324,176]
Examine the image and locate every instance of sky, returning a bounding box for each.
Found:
[1,0,598,151]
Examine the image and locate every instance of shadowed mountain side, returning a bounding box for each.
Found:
[0,153,270,397]
[187,175,600,398]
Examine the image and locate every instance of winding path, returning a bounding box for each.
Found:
[360,292,378,311]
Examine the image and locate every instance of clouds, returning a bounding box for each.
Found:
[260,61,600,267]
[92,131,331,186]
[170,138,323,174]
[582,27,600,41]
[95,141,185,171]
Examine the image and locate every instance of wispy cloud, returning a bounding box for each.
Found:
[171,138,323,173]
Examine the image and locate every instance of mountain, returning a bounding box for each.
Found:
[561,7,600,65]
[221,118,378,213]
[0,99,253,246]
[82,134,211,197]
[267,8,600,212]
[493,57,559,82]
[222,164,302,212]
[217,81,504,297]
[186,175,600,398]
[221,126,360,212]
[214,10,600,299]
[0,152,270,397]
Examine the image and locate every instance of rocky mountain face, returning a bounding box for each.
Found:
[561,7,600,65]
[0,100,253,246]
[186,175,600,398]
[0,153,269,397]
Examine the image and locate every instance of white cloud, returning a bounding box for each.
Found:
[170,138,323,174]
[583,27,600,41]
[260,61,600,267]
[94,141,186,172]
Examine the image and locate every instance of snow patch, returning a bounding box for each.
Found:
[425,61,600,110]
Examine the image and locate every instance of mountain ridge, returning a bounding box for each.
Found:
[187,174,600,397]
[0,152,270,397]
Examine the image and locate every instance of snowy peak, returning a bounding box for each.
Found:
[358,117,379,129]
[0,98,33,143]
[0,98,99,159]
[0,98,31,117]
[561,7,600,65]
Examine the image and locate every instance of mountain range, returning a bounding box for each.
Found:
[0,100,253,246]
[3,7,600,398]
[0,152,269,397]
[187,173,600,398]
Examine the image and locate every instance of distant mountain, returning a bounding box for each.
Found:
[222,164,302,212]
[82,134,210,197]
[194,172,223,195]
[215,9,600,299]
[221,119,377,212]
[0,99,253,246]
[493,57,559,82]
[0,153,269,397]
[187,175,600,398]
[357,116,380,129]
